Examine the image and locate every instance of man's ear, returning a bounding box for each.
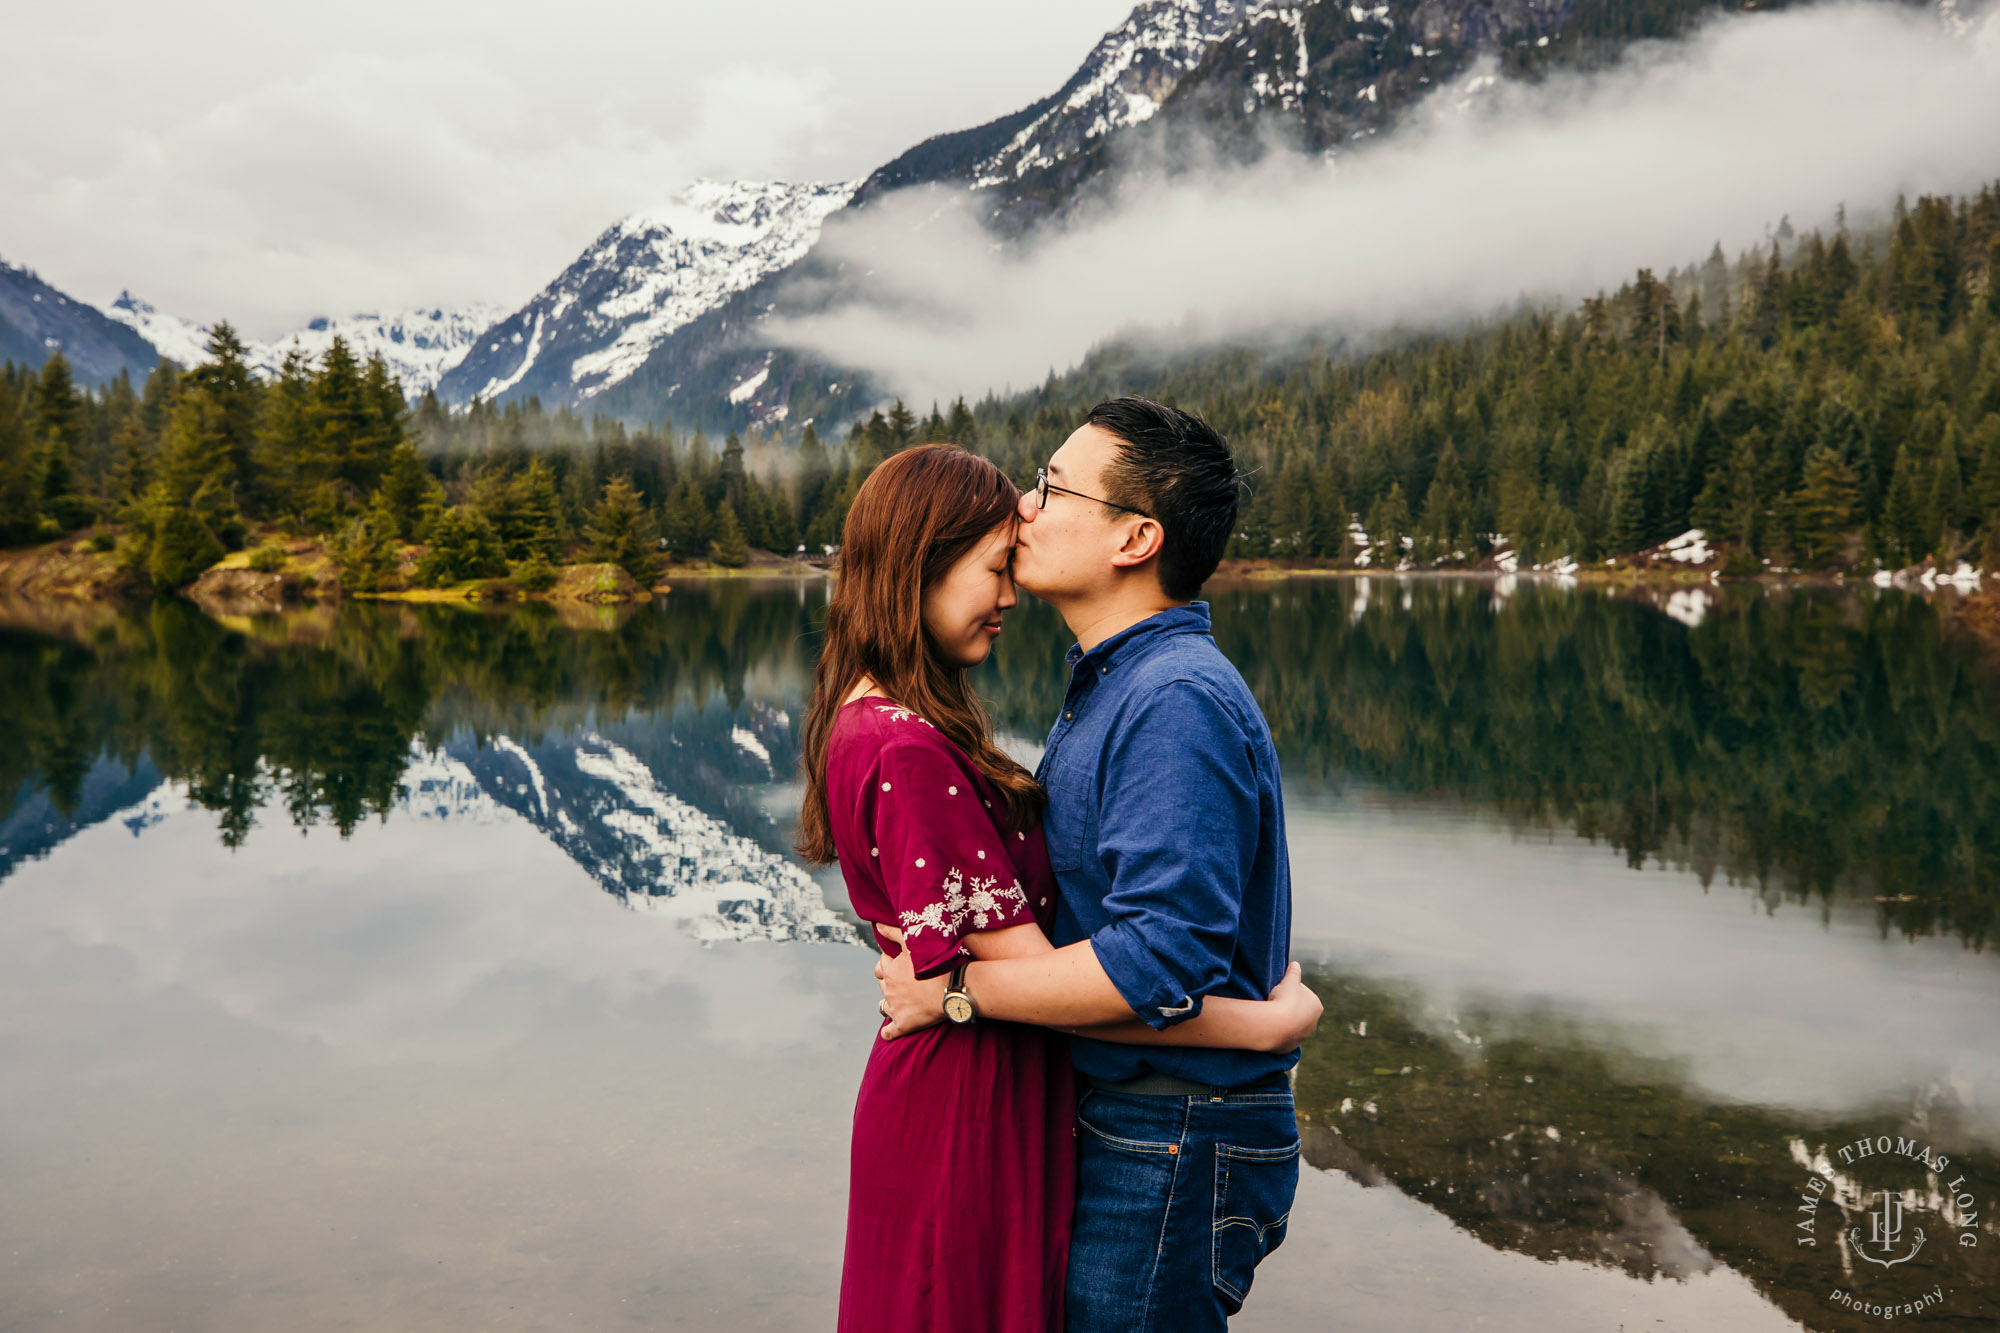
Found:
[1108,518,1164,570]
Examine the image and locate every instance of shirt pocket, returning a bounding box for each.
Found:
[1040,743,1098,874]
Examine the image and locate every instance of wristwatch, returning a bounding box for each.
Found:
[943,961,978,1024]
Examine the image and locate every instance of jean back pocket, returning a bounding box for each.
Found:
[1211,1139,1300,1312]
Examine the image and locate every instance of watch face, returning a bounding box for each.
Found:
[944,993,974,1024]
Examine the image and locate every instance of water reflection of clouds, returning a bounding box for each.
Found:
[0,791,863,1065]
[1287,788,2000,1142]
[0,797,875,1332]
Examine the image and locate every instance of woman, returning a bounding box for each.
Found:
[797,444,1315,1333]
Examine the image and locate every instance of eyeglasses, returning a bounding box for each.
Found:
[1034,467,1151,519]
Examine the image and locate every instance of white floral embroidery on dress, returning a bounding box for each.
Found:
[873,703,935,728]
[898,868,1030,940]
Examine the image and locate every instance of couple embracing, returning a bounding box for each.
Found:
[797,397,1321,1332]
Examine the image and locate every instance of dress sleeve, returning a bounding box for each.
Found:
[862,734,1034,977]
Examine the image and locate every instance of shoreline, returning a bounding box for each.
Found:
[1,532,1987,606]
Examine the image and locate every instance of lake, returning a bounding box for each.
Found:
[2,577,1995,1331]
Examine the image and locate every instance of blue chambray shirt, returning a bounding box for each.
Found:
[1039,602,1298,1087]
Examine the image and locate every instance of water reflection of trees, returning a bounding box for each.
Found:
[1294,966,1998,1332]
[0,583,824,847]
[980,581,2000,948]
[7,580,1998,943]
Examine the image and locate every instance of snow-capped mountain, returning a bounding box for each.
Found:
[101,293,503,398]
[969,0,1279,188]
[551,0,1590,424]
[434,180,856,410]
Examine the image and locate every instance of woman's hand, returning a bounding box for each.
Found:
[873,945,949,1040]
[1264,961,1322,1053]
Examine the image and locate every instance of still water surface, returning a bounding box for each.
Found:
[2,579,1996,1331]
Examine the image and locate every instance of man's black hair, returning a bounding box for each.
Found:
[1087,396,1238,601]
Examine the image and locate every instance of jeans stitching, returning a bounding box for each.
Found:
[1210,1139,1300,1307]
[1217,1141,1302,1162]
[1141,1099,1190,1333]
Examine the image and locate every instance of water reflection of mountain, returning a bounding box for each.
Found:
[440,729,849,943]
[0,590,849,944]
[2,731,850,946]
[1296,967,1999,1332]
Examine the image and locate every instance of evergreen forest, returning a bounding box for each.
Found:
[4,185,1999,590]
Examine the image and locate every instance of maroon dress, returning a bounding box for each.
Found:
[829,698,1074,1333]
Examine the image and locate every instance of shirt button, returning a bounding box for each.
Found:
[1064,711,1072,720]
[1100,666,1108,675]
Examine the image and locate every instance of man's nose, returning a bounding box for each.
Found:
[1016,492,1038,522]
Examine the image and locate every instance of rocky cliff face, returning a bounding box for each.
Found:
[0,259,163,386]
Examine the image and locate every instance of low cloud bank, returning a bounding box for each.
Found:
[775,1,2000,407]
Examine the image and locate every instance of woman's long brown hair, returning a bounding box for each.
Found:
[797,444,1045,864]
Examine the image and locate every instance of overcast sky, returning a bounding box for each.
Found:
[1,0,1137,338]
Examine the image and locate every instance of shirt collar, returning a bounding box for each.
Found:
[1065,602,1212,676]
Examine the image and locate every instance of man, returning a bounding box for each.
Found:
[876,396,1309,1331]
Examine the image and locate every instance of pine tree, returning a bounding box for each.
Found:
[946,397,977,446]
[155,383,243,547]
[1931,425,1965,564]
[709,503,749,568]
[1692,431,1763,554]
[415,505,507,586]
[886,401,916,450]
[0,371,38,545]
[28,354,91,535]
[1309,465,1349,559]
[256,351,315,523]
[721,430,746,515]
[332,497,400,593]
[797,420,831,537]
[1365,483,1410,568]
[1416,443,1472,561]
[1790,446,1861,569]
[182,323,263,514]
[1881,444,1931,567]
[664,475,712,561]
[587,476,663,582]
[513,456,565,560]
[1970,414,2000,524]
[378,440,440,542]
[146,503,224,589]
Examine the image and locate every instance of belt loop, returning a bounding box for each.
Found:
[1209,1085,1224,1103]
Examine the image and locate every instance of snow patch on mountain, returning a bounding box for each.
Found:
[269,306,504,396]
[440,179,855,408]
[973,0,1276,186]
[101,292,502,397]
[103,293,215,370]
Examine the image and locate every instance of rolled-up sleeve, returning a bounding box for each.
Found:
[1087,681,1255,1029]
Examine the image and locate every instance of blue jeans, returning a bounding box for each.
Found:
[1065,1078,1300,1332]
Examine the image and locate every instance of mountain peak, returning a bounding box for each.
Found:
[436,177,858,409]
[97,296,505,397]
